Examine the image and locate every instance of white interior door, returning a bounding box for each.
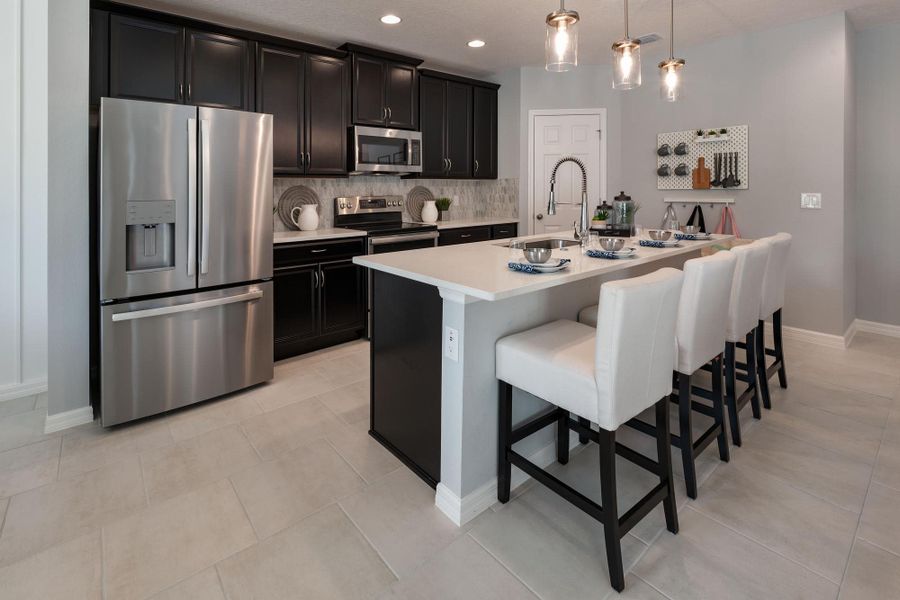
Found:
[531,112,603,235]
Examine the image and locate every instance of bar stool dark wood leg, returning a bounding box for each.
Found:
[598,427,625,592]
[557,409,570,464]
[774,309,788,389]
[677,373,698,499]
[711,356,730,462]
[578,417,591,444]
[498,381,512,503]
[745,329,761,419]
[656,398,679,532]
[756,320,772,409]
[724,342,742,446]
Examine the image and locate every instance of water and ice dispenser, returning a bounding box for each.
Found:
[125,200,176,272]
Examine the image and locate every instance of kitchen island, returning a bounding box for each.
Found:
[354,232,732,526]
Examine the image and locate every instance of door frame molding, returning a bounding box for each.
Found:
[527,108,608,236]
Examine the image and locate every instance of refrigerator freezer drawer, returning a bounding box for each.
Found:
[100,282,274,426]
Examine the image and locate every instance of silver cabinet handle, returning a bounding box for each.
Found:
[299,152,304,166]
[311,248,327,253]
[474,160,479,174]
[306,152,310,168]
[313,270,319,288]
[460,234,472,238]
[180,83,184,101]
[187,83,192,102]
[199,119,211,275]
[448,158,453,172]
[187,118,197,277]
[382,107,387,121]
[112,290,263,322]
[387,107,392,120]
[320,269,325,288]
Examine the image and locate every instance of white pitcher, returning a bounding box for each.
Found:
[421,200,438,224]
[291,205,319,231]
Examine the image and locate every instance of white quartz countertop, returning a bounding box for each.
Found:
[354,233,734,302]
[427,217,519,230]
[274,228,366,244]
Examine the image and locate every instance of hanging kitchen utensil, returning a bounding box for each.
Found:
[692,156,711,189]
[661,203,680,230]
[733,152,741,187]
[711,153,722,187]
[715,205,742,238]
[723,153,735,188]
[657,143,671,156]
[657,164,671,176]
[686,204,707,233]
[674,162,688,176]
[674,142,688,155]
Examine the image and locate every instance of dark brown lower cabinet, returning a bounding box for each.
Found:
[274,240,365,360]
[438,223,517,246]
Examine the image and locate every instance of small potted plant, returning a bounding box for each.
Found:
[592,210,609,230]
[434,197,453,221]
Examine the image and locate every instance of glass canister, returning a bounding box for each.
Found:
[612,191,636,236]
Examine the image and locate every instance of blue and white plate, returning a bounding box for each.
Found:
[674,232,712,241]
[639,239,680,248]
[586,247,637,260]
[508,258,571,274]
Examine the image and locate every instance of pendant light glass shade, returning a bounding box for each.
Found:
[659,59,684,102]
[545,3,579,72]
[612,40,641,89]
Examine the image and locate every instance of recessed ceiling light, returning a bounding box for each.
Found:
[467,39,486,48]
[380,14,401,25]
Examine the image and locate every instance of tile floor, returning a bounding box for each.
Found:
[0,332,899,599]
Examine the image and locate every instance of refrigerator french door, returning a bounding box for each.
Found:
[99,98,274,426]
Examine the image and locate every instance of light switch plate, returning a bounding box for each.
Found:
[801,193,822,209]
[445,326,459,362]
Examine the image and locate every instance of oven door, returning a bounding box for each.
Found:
[365,231,438,336]
[353,126,422,174]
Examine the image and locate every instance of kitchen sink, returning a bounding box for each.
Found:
[497,237,581,249]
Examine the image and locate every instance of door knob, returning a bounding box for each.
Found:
[536,214,544,220]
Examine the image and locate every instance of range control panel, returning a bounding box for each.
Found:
[335,196,405,215]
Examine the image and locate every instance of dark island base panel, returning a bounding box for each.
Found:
[370,271,443,488]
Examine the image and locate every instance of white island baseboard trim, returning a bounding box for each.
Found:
[0,379,47,402]
[44,405,93,434]
[436,436,585,527]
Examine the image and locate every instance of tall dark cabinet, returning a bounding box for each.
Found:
[341,44,422,131]
[419,73,473,178]
[185,30,252,110]
[473,85,498,179]
[256,45,348,175]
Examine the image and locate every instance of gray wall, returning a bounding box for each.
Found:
[855,21,900,326]
[618,13,854,335]
[843,16,857,332]
[47,0,90,416]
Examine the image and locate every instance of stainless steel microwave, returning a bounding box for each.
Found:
[351,125,422,174]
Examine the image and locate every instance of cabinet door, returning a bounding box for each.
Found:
[186,30,252,110]
[319,260,365,335]
[472,86,498,179]
[90,10,109,107]
[352,55,386,126]
[445,81,473,178]
[419,75,447,177]
[273,264,319,349]
[257,45,304,174]
[385,62,417,130]
[438,226,492,246]
[306,55,349,175]
[109,15,184,103]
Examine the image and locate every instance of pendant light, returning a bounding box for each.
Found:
[545,1,579,72]
[659,0,685,101]
[611,0,640,89]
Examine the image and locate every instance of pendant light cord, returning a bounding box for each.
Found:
[669,0,674,58]
[624,0,629,38]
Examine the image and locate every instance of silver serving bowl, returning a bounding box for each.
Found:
[648,229,673,241]
[599,237,626,251]
[523,247,553,264]
[681,225,700,234]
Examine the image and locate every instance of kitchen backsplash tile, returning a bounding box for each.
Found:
[273,178,518,231]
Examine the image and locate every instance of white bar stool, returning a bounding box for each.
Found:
[755,233,793,409]
[723,240,771,446]
[578,253,737,499]
[496,268,684,593]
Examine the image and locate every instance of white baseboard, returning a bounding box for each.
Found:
[435,436,582,527]
[851,319,900,339]
[763,318,900,351]
[0,379,47,403]
[44,406,94,434]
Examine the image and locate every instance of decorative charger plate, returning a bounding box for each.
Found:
[406,186,434,222]
[277,185,320,230]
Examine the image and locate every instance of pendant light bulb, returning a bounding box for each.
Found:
[659,0,686,102]
[545,1,579,72]
[612,0,641,89]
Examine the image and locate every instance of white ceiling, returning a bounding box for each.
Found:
[123,0,900,76]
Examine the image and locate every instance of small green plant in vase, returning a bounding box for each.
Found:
[592,210,609,230]
[434,197,453,221]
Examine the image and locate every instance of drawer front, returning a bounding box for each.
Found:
[491,223,518,240]
[439,226,492,246]
[274,239,365,267]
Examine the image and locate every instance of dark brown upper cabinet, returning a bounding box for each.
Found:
[186,30,252,110]
[341,44,422,130]
[257,44,348,175]
[472,86,498,179]
[419,74,472,178]
[109,14,185,103]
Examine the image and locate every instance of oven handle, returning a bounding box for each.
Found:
[368,231,439,248]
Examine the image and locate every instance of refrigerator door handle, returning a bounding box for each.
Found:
[199,118,211,275]
[187,118,197,277]
[111,290,264,322]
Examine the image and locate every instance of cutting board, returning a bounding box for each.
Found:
[692,157,711,189]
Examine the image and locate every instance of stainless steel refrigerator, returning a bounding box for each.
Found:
[98,97,274,426]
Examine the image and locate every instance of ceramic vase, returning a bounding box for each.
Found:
[292,205,319,231]
[421,200,438,224]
